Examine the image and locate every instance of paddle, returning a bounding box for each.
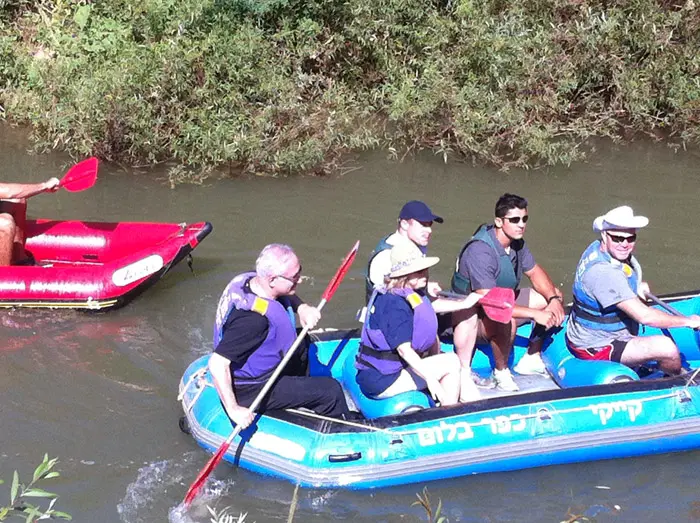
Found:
[645,292,684,317]
[182,240,360,509]
[58,157,99,192]
[438,287,516,324]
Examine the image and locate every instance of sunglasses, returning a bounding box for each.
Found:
[276,267,303,284]
[504,215,529,224]
[606,232,637,244]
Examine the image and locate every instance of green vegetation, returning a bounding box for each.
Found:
[0,454,71,522]
[1,0,699,178]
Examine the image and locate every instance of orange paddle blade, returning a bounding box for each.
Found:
[480,287,515,324]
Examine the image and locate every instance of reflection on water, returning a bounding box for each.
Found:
[2,124,700,522]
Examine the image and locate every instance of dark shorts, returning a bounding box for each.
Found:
[356,367,401,397]
[566,337,629,363]
[437,312,453,336]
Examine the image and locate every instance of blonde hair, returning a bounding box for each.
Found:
[384,274,411,290]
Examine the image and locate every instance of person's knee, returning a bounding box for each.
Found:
[655,336,680,359]
[0,213,16,235]
[443,352,461,373]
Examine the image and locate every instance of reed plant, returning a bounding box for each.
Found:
[0,454,71,522]
[1,0,699,178]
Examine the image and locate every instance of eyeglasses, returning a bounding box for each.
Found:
[606,232,637,244]
[275,267,302,285]
[504,215,529,224]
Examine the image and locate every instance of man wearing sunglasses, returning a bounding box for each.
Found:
[208,243,349,430]
[451,193,565,394]
[566,206,700,375]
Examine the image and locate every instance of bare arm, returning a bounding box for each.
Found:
[431,291,483,313]
[396,342,431,379]
[208,352,255,429]
[0,178,59,200]
[528,264,565,323]
[617,298,700,329]
[396,341,446,403]
[525,264,561,301]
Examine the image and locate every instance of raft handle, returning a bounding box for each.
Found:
[537,408,552,421]
[328,452,362,463]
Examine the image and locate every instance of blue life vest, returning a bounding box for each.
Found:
[451,224,520,294]
[213,271,297,384]
[356,288,438,375]
[571,241,641,332]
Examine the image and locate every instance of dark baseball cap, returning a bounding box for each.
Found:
[398,200,444,223]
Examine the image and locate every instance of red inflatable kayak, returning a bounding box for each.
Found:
[0,219,213,310]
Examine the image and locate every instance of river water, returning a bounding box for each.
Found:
[1,124,700,522]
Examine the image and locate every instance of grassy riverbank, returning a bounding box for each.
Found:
[1,0,699,177]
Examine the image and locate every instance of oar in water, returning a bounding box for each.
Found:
[58,157,99,192]
[439,287,516,324]
[182,240,360,509]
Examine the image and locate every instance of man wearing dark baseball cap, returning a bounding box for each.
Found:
[398,200,444,224]
[365,200,443,301]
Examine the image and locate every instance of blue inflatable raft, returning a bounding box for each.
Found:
[178,291,700,489]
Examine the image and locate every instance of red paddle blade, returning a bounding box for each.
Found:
[321,240,360,302]
[480,287,515,324]
[183,436,234,508]
[59,157,99,192]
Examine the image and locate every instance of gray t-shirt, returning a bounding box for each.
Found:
[566,263,639,348]
[457,228,536,290]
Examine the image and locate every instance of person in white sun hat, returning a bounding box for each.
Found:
[356,242,483,405]
[566,205,700,375]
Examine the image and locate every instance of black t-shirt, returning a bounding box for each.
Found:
[214,308,270,368]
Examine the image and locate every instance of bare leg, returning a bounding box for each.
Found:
[0,213,16,266]
[483,316,516,371]
[453,307,479,368]
[8,200,28,262]
[517,288,547,355]
[621,335,682,375]
[452,307,481,402]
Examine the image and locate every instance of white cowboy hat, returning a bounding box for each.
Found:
[389,242,440,278]
[592,205,649,233]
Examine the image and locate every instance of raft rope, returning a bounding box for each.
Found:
[177,367,208,414]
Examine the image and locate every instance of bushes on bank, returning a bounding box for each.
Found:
[0,0,698,177]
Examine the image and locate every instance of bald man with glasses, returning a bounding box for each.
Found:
[566,206,700,375]
[450,193,564,395]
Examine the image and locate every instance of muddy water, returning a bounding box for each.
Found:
[2,125,700,522]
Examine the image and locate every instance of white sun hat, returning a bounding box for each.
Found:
[593,205,649,233]
[389,242,440,278]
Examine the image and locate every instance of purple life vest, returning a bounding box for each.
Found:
[356,288,438,375]
[213,271,297,384]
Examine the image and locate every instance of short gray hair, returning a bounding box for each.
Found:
[255,244,297,278]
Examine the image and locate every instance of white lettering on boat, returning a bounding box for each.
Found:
[591,399,642,425]
[112,255,164,287]
[418,420,474,446]
[29,281,100,293]
[248,432,306,461]
[0,281,26,291]
[483,414,527,435]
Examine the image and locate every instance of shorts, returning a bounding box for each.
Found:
[566,336,629,363]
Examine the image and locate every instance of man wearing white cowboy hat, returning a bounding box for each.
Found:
[566,205,700,375]
[356,242,482,405]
